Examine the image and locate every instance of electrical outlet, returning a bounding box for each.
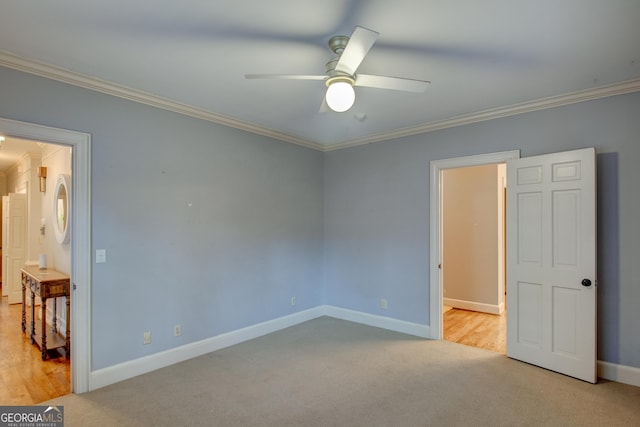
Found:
[174,324,182,336]
[380,298,388,310]
[143,331,152,345]
[291,296,297,306]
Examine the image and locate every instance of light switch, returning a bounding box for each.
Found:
[96,249,106,263]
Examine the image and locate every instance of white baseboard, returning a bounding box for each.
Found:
[443,298,503,315]
[597,360,640,388]
[322,305,430,338]
[89,305,430,391]
[89,306,324,390]
[88,307,640,392]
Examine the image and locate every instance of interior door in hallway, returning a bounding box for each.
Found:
[506,148,596,383]
[2,196,6,297]
[3,193,27,304]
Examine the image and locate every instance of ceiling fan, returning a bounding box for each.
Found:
[245,26,430,113]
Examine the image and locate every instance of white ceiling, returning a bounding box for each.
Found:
[1,1,640,150]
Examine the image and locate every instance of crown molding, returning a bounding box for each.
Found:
[325,77,640,151]
[2,50,639,153]
[0,50,324,151]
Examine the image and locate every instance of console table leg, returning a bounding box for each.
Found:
[21,275,27,333]
[41,297,48,360]
[65,297,71,358]
[30,290,36,344]
[52,298,58,334]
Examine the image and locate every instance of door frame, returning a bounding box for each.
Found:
[0,117,91,393]
[429,150,519,339]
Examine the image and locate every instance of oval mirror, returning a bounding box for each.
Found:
[53,174,71,244]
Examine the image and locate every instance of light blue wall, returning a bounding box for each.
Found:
[324,91,640,369]
[2,65,639,371]
[0,67,325,369]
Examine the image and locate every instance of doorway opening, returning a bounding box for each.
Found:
[431,148,597,381]
[441,163,507,353]
[0,137,72,403]
[429,150,520,353]
[0,117,91,397]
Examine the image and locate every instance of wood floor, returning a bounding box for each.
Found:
[443,307,506,354]
[0,291,70,405]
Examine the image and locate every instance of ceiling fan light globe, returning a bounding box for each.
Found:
[326,82,355,112]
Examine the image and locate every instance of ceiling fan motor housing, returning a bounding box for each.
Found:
[325,58,353,80]
[325,75,355,88]
[328,35,349,54]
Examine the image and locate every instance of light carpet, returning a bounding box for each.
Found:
[45,317,640,426]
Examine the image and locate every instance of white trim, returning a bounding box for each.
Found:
[323,306,430,338]
[2,50,639,153]
[0,117,92,393]
[80,301,640,391]
[324,78,640,151]
[89,305,429,390]
[443,298,504,315]
[597,360,640,388]
[0,50,323,152]
[429,151,520,339]
[90,307,325,390]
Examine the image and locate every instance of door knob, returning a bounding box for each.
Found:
[581,279,592,287]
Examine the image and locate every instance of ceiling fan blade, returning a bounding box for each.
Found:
[334,26,379,75]
[245,74,326,80]
[355,74,430,92]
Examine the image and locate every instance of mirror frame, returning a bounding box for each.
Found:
[53,174,71,244]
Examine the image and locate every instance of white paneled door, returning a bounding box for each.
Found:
[5,193,27,305]
[506,148,596,383]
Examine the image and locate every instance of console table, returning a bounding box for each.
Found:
[21,265,71,360]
